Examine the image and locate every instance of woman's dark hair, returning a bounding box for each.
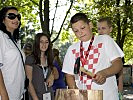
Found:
[70,13,90,27]
[0,6,21,42]
[33,33,54,69]
[53,48,62,68]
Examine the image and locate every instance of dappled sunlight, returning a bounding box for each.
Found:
[123,86,133,100]
[123,94,133,99]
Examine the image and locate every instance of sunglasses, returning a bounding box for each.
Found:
[5,13,21,20]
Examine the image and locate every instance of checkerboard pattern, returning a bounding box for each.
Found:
[72,43,103,89]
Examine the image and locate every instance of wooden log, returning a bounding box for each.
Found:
[55,89,103,100]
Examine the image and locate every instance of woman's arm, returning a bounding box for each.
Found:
[0,69,9,100]
[52,67,59,80]
[25,65,38,100]
[46,67,59,87]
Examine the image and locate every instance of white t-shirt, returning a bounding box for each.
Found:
[0,30,25,100]
[62,35,124,100]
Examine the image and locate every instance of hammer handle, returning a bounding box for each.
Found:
[80,67,96,78]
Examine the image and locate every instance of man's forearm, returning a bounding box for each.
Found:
[65,74,77,89]
[118,69,123,92]
[103,57,123,77]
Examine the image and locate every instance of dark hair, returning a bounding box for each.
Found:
[33,33,54,69]
[0,6,21,42]
[53,48,62,67]
[53,48,59,57]
[98,17,112,27]
[23,43,32,51]
[70,13,90,26]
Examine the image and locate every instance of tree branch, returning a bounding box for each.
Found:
[52,0,73,43]
[39,0,44,32]
[50,0,59,36]
[30,0,39,6]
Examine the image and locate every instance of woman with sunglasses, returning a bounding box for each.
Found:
[0,6,25,100]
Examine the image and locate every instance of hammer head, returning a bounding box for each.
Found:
[74,57,80,74]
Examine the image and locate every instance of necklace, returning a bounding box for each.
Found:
[80,36,94,67]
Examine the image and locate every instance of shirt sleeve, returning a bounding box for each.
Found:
[104,35,124,61]
[114,42,124,58]
[25,55,35,66]
[62,46,75,75]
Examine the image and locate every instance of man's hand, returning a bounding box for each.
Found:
[93,70,107,85]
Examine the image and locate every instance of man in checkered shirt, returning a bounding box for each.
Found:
[62,13,123,100]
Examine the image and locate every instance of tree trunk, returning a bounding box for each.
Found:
[43,0,50,36]
[116,0,121,47]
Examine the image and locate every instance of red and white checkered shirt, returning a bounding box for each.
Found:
[62,35,124,100]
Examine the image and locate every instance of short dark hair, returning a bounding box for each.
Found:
[70,13,90,26]
[98,17,112,27]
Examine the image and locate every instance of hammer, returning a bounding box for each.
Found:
[74,57,96,78]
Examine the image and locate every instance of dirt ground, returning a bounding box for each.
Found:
[123,85,133,100]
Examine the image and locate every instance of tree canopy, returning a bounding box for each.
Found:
[0,0,132,63]
[62,0,133,63]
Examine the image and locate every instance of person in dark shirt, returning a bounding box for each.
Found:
[52,48,66,94]
[25,33,59,100]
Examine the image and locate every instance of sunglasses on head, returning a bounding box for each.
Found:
[5,13,21,20]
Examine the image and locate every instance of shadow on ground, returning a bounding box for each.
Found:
[123,85,133,100]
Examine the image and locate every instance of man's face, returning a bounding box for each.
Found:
[72,20,92,42]
[97,21,112,35]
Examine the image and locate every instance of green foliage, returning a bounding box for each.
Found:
[124,33,133,63]
[0,0,132,63]
[91,0,133,63]
[63,0,133,63]
[60,31,70,42]
[0,0,40,30]
[0,0,40,46]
